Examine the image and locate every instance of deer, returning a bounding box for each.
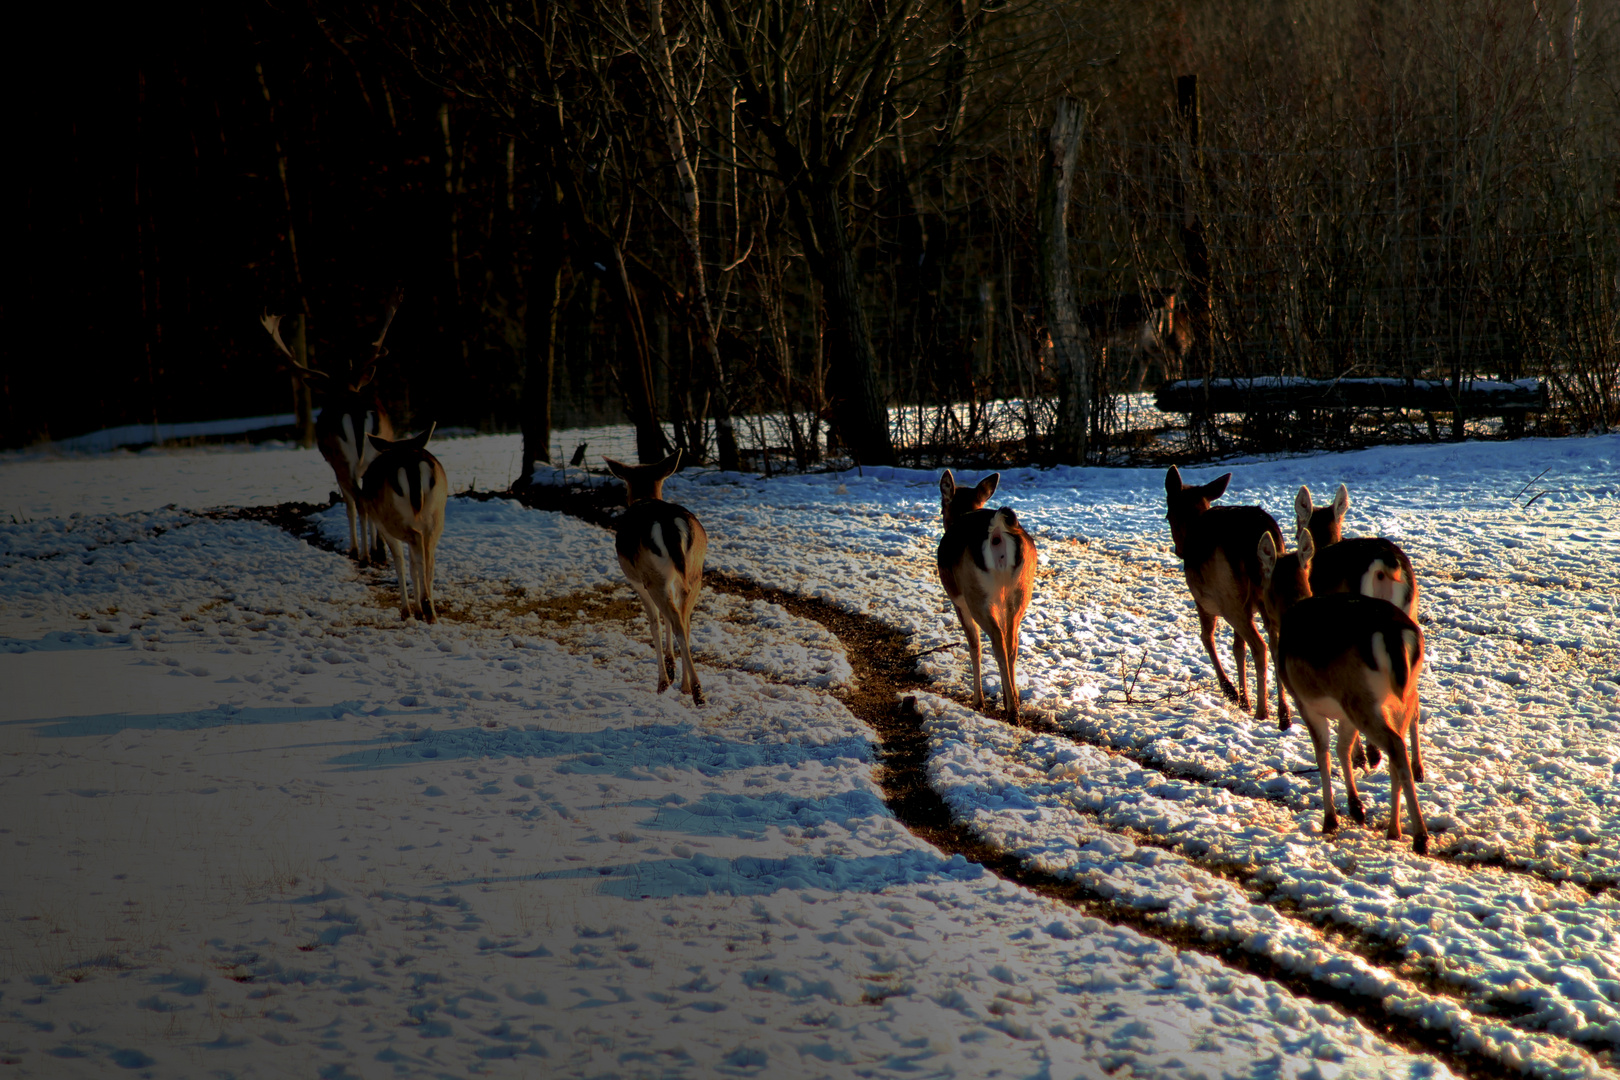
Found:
[261,290,400,564]
[1080,287,1189,393]
[1295,483,1424,780]
[358,424,448,623]
[937,471,1038,723]
[1164,467,1287,725]
[1258,529,1429,854]
[604,451,707,706]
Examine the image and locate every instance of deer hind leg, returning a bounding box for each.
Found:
[1300,704,1338,836]
[384,536,411,619]
[411,533,436,623]
[341,488,361,561]
[1409,706,1425,782]
[630,583,672,693]
[671,586,703,707]
[953,601,984,710]
[1198,609,1240,705]
[422,526,440,623]
[1335,718,1367,826]
[677,575,704,707]
[1269,642,1291,731]
[360,506,379,566]
[985,612,1017,723]
[1000,601,1026,724]
[1385,717,1429,854]
[1233,612,1267,720]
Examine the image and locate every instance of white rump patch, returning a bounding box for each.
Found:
[1402,628,1420,665]
[648,521,668,562]
[1359,560,1408,609]
[418,460,434,494]
[979,512,1019,574]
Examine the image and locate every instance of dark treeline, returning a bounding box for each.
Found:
[9,1,1619,473]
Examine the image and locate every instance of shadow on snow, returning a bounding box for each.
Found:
[323,722,872,779]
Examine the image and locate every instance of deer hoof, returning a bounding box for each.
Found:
[657,678,670,694]
[1352,744,1368,770]
[422,602,437,623]
[1367,745,1383,769]
[1412,762,1426,783]
[1322,813,1339,835]
[1412,834,1430,856]
[691,686,706,707]
[1347,796,1366,825]
[1277,714,1292,732]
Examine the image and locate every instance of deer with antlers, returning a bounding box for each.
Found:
[1258,529,1429,853]
[1295,483,1424,780]
[605,451,708,706]
[1164,467,1287,725]
[937,471,1038,723]
[358,423,448,623]
[261,291,400,564]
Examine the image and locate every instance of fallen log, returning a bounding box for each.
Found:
[1155,376,1547,416]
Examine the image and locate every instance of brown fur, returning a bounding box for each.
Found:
[263,299,400,564]
[1164,466,1286,725]
[604,451,708,706]
[937,471,1038,723]
[1259,530,1429,854]
[1295,483,1424,781]
[1082,288,1189,392]
[359,424,447,622]
[317,388,394,565]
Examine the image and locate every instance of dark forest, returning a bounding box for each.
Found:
[9,0,1618,478]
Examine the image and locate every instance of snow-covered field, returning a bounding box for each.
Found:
[2,427,1618,1078]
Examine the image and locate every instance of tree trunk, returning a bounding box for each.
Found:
[517,178,564,484]
[1037,97,1089,465]
[255,59,316,448]
[645,0,740,471]
[290,314,315,449]
[1176,75,1214,446]
[803,187,895,467]
[609,249,672,463]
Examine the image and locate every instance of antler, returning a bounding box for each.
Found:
[260,311,295,361]
[369,287,404,363]
[354,288,403,388]
[261,310,324,379]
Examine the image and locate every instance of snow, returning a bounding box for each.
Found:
[25,414,300,456]
[2,426,1618,1077]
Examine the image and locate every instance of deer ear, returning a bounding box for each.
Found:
[603,457,630,480]
[367,433,393,454]
[1294,486,1314,532]
[1203,473,1232,500]
[975,473,1000,501]
[1333,483,1349,522]
[939,470,956,502]
[1257,532,1278,574]
[1164,466,1181,497]
[656,449,683,478]
[1297,529,1316,566]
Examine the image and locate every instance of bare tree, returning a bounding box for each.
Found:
[1037,97,1090,463]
